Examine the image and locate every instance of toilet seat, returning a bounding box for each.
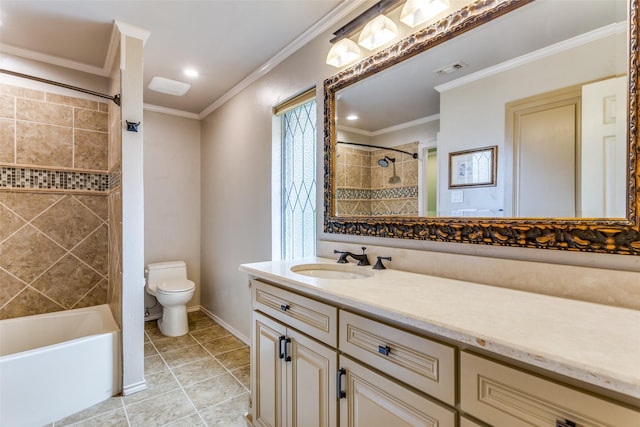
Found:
[152,279,195,294]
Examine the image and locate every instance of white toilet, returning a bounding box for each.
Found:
[145,261,195,337]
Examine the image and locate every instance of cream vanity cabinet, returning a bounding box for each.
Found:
[250,279,456,427]
[251,280,338,427]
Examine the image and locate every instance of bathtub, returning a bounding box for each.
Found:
[0,304,121,427]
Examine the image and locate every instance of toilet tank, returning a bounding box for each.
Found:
[146,261,188,284]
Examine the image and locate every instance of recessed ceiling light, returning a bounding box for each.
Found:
[184,68,199,78]
[346,115,359,121]
[148,76,191,96]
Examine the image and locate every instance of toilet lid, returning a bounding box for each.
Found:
[157,279,195,293]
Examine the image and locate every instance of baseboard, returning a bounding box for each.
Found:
[187,305,200,313]
[199,305,250,346]
[122,380,147,396]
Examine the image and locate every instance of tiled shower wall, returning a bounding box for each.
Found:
[335,142,419,216]
[0,82,109,320]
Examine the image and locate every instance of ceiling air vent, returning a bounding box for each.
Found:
[148,76,191,96]
[434,61,467,76]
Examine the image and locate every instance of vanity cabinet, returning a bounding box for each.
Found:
[248,274,640,427]
[251,280,338,427]
[460,351,640,427]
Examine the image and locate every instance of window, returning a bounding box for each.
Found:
[273,88,317,259]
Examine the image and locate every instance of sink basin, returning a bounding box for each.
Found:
[290,263,374,280]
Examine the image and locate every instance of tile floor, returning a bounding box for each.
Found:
[52,311,250,427]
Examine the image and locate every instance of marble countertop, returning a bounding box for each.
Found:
[240,257,640,400]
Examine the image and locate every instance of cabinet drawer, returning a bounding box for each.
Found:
[460,417,485,427]
[460,351,640,427]
[339,310,455,405]
[251,280,337,347]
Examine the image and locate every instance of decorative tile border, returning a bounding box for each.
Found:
[336,186,418,200]
[0,166,109,192]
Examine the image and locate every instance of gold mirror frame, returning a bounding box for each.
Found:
[324,0,640,255]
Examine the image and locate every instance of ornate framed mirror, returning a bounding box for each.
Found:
[324,0,640,254]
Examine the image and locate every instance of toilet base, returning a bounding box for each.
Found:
[157,305,189,337]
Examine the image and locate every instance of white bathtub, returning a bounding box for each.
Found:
[0,304,121,427]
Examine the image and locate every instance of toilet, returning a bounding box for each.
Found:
[145,261,195,337]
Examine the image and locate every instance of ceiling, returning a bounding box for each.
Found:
[0,0,352,117]
[336,0,627,134]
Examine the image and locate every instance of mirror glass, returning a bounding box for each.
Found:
[333,0,628,219]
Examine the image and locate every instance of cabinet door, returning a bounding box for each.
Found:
[252,312,287,427]
[339,356,456,427]
[287,328,338,427]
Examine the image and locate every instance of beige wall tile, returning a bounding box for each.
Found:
[0,203,26,241]
[0,118,15,163]
[31,196,103,250]
[0,269,27,308]
[98,102,109,112]
[0,287,63,320]
[46,93,99,110]
[0,84,45,100]
[72,224,108,275]
[75,108,108,132]
[0,94,15,118]
[73,278,108,309]
[16,121,73,167]
[74,129,108,170]
[75,194,108,220]
[0,225,67,283]
[16,98,73,127]
[31,254,102,308]
[0,192,62,221]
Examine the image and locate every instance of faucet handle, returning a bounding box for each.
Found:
[373,256,392,270]
[334,249,349,263]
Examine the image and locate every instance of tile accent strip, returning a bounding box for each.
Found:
[0,166,109,192]
[336,186,418,200]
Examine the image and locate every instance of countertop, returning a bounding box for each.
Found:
[240,257,640,400]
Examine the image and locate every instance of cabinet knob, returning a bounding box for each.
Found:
[378,345,391,356]
[556,420,576,427]
[280,304,290,312]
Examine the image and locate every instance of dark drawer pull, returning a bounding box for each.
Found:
[280,304,290,312]
[378,345,391,356]
[278,335,286,360]
[556,420,576,427]
[337,368,346,399]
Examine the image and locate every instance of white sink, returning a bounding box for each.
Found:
[290,263,374,280]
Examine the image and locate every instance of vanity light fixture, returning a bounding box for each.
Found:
[400,0,450,27]
[326,38,361,67]
[357,14,399,50]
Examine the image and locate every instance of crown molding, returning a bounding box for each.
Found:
[143,103,200,120]
[198,0,369,119]
[114,21,151,46]
[338,113,441,136]
[435,22,627,93]
[0,43,109,77]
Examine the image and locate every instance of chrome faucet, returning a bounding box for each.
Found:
[333,247,370,266]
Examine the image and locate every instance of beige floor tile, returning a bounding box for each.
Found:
[144,319,157,330]
[162,413,206,427]
[123,370,180,405]
[216,346,250,371]
[198,392,250,427]
[144,326,166,342]
[55,396,123,426]
[162,344,210,368]
[183,373,246,410]
[144,354,168,376]
[231,364,250,391]
[172,357,226,387]
[153,334,198,353]
[68,408,129,427]
[126,389,196,427]
[188,316,220,332]
[187,310,209,321]
[189,324,229,343]
[201,334,245,356]
[143,342,157,358]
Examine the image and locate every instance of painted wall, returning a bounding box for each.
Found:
[200,5,640,340]
[143,110,201,308]
[438,32,626,216]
